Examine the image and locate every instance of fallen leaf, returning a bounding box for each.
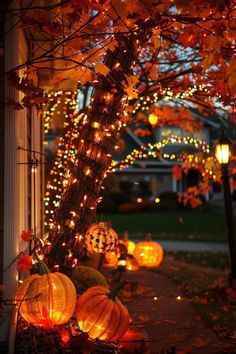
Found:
[193,338,208,348]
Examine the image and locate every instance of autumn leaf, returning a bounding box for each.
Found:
[21,229,32,242]
[5,98,24,111]
[228,71,236,95]
[109,0,130,20]
[18,255,33,272]
[193,338,208,348]
[201,53,214,70]
[199,298,208,305]
[78,67,94,85]
[106,39,118,52]
[123,74,139,99]
[95,63,110,76]
[172,165,182,180]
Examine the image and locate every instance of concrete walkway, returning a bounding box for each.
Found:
[157,240,228,253]
[119,270,227,354]
[133,240,228,253]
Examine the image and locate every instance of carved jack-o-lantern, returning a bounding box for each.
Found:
[85,222,118,254]
[134,234,163,267]
[105,250,119,267]
[119,231,136,255]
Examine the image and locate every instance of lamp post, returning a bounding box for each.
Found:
[215,131,236,287]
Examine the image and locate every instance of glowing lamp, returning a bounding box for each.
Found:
[148,113,158,126]
[215,131,231,165]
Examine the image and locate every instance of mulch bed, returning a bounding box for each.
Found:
[15,315,176,354]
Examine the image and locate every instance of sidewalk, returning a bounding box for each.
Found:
[115,270,231,354]
[156,240,228,253]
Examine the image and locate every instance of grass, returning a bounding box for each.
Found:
[165,250,230,270]
[152,252,236,344]
[99,207,236,242]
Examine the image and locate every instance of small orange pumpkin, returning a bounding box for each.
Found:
[76,284,130,341]
[105,251,119,267]
[119,231,136,255]
[134,234,163,268]
[120,327,151,353]
[16,263,76,328]
[85,222,118,254]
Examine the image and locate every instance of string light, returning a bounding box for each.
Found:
[111,135,210,171]
[43,90,80,135]
[131,85,206,114]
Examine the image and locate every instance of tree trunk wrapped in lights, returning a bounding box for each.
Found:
[46,31,150,271]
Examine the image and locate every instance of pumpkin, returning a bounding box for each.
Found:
[120,327,151,354]
[85,222,118,254]
[105,251,119,267]
[134,235,163,267]
[76,283,130,341]
[126,256,139,271]
[71,265,108,294]
[16,263,76,328]
[119,231,136,255]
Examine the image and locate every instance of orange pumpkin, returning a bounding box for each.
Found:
[134,235,163,267]
[119,231,136,255]
[120,327,151,354]
[16,264,76,328]
[85,222,118,254]
[76,284,130,341]
[126,256,139,271]
[105,251,119,267]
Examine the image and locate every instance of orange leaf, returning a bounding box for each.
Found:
[21,229,32,242]
[18,255,33,272]
[95,63,110,76]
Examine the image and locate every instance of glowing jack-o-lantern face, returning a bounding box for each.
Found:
[105,251,119,267]
[119,240,136,255]
[85,222,118,254]
[134,241,163,267]
[16,272,77,328]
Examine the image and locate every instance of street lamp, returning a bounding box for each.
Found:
[215,130,236,287]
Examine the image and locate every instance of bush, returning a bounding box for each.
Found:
[158,191,180,211]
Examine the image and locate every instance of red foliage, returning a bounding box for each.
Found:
[18,255,33,272]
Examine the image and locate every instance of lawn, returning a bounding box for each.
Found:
[100,207,236,243]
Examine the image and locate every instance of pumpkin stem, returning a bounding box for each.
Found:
[145,233,152,241]
[109,280,127,300]
[36,261,51,275]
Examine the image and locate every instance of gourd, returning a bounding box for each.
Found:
[71,265,108,294]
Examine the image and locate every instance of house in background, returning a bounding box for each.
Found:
[103,109,235,211]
